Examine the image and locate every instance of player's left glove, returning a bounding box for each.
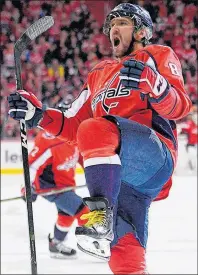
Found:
[7,90,43,129]
[120,59,169,98]
[21,185,38,202]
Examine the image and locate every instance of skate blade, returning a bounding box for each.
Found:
[76,235,110,261]
[50,252,78,260]
[77,243,110,261]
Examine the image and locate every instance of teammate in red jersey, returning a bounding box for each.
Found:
[21,103,89,259]
[181,112,197,147]
[180,111,197,170]
[8,3,192,274]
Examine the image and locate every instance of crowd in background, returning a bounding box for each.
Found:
[1,0,197,138]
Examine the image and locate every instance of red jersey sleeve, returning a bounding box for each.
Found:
[28,131,45,165]
[145,46,192,120]
[38,83,93,143]
[28,130,65,186]
[29,145,53,187]
[28,130,64,164]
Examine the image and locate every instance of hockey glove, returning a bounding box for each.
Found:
[120,59,169,98]
[21,185,38,202]
[7,90,43,129]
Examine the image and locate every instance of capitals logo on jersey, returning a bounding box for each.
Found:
[57,147,79,171]
[91,73,131,114]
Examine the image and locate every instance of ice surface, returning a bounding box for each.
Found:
[1,174,197,274]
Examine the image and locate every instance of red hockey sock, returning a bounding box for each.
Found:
[109,233,148,274]
[57,213,75,228]
[75,205,90,226]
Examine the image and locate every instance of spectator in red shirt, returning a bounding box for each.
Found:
[29,45,42,65]
[172,27,184,48]
[183,3,197,22]
[182,41,197,65]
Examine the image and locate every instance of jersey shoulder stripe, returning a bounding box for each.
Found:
[64,87,91,118]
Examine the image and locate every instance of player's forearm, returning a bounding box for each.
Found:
[149,86,192,120]
[38,109,76,143]
[38,108,92,143]
[38,108,64,136]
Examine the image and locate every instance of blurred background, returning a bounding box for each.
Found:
[0,0,197,157]
[1,3,197,273]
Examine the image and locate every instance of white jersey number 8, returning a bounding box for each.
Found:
[168,62,180,76]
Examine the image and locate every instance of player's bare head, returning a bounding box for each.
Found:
[103,3,153,58]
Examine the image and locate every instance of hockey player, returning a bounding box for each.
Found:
[180,111,197,170]
[8,3,192,274]
[21,103,89,259]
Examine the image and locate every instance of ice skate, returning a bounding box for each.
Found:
[48,234,77,259]
[75,197,113,261]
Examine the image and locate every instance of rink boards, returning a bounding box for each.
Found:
[1,137,196,176]
[1,140,84,175]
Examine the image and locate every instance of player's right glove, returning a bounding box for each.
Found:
[120,59,169,98]
[7,90,43,129]
[21,185,38,202]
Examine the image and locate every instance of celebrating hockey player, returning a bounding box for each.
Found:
[8,3,192,274]
[21,102,89,259]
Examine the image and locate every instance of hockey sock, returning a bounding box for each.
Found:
[84,158,121,207]
[54,224,68,241]
[77,117,121,207]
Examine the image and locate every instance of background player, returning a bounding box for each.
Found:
[179,107,197,170]
[8,3,192,274]
[21,102,89,259]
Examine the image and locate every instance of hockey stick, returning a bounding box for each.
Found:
[1,184,87,202]
[14,16,54,275]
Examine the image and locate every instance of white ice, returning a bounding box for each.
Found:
[1,173,197,274]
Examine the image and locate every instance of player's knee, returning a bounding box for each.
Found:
[109,233,147,274]
[77,117,120,159]
[57,213,75,228]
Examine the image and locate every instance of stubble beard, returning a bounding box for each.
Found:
[113,44,130,59]
[114,50,124,58]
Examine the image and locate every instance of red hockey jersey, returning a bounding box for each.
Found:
[29,130,81,194]
[40,45,192,200]
[181,120,198,145]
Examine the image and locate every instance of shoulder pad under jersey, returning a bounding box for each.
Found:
[144,44,175,57]
[89,59,115,74]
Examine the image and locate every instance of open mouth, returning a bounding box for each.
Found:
[113,37,120,47]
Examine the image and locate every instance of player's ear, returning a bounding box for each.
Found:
[134,28,146,41]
